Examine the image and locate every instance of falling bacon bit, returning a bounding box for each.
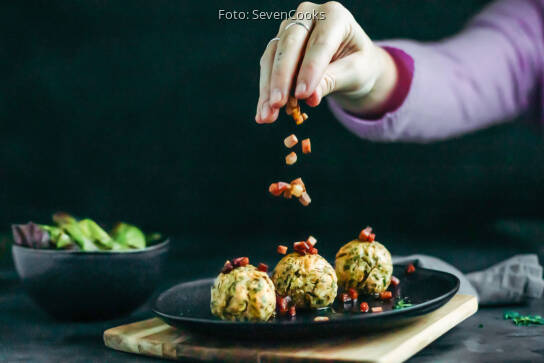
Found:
[348,288,358,300]
[301,138,311,154]
[406,263,416,274]
[221,260,233,274]
[390,276,400,287]
[307,235,317,246]
[257,263,268,272]
[360,302,369,312]
[302,113,308,121]
[358,226,374,242]
[286,96,306,125]
[379,291,393,300]
[284,134,298,148]
[298,191,311,207]
[289,305,297,317]
[277,245,288,255]
[290,184,304,198]
[285,152,297,165]
[371,306,383,313]
[309,247,318,255]
[268,183,282,197]
[340,293,352,303]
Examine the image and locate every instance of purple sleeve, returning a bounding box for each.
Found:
[329,0,544,142]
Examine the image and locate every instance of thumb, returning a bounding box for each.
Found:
[306,52,378,107]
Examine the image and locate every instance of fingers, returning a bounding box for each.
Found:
[256,38,279,123]
[295,3,351,99]
[268,3,316,109]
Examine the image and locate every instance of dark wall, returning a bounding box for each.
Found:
[2,0,544,243]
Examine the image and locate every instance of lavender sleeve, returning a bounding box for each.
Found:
[328,0,544,142]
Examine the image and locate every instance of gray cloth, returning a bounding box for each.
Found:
[392,254,544,306]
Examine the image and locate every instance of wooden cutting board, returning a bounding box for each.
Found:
[104,294,477,363]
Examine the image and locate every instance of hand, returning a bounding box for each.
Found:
[255,1,398,124]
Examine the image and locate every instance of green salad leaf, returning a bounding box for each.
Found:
[504,311,544,326]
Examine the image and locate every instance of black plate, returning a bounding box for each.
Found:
[153,264,459,339]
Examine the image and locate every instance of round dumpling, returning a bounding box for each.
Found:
[335,240,393,294]
[210,265,276,321]
[272,253,337,309]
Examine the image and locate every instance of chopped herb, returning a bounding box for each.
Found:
[394,298,413,310]
[503,311,544,326]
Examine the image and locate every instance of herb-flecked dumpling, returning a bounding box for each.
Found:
[272,253,337,309]
[210,265,276,321]
[335,240,393,294]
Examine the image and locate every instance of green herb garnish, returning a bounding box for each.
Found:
[394,298,413,310]
[503,311,544,326]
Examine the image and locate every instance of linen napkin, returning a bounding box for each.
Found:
[393,254,544,306]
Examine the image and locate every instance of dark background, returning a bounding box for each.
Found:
[1,0,544,269]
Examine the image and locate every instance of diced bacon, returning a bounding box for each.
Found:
[299,191,311,206]
[309,247,318,255]
[290,184,303,198]
[277,296,289,314]
[302,113,308,121]
[390,276,400,287]
[268,183,282,197]
[290,177,305,191]
[285,152,297,165]
[358,226,374,242]
[314,316,329,322]
[295,116,304,125]
[293,241,310,254]
[301,138,311,154]
[348,288,358,300]
[284,134,298,148]
[379,291,393,300]
[360,302,369,312]
[289,305,296,317]
[406,263,416,274]
[277,182,290,193]
[257,263,268,272]
[371,307,383,313]
[277,245,288,255]
[340,293,351,303]
[306,235,317,246]
[232,257,249,267]
[221,260,233,274]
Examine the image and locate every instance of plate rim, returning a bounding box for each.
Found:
[152,265,460,327]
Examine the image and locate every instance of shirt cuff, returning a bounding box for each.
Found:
[327,46,414,140]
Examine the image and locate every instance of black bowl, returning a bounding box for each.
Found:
[12,239,169,321]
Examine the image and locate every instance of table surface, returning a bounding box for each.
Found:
[1,232,543,363]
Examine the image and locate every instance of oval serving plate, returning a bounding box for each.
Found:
[153,264,459,339]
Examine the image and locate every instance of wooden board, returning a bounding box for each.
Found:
[104,294,477,363]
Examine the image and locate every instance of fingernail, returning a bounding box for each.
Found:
[261,102,270,119]
[270,89,282,104]
[295,82,306,97]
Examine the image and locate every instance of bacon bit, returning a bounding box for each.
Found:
[293,241,310,254]
[289,305,296,317]
[340,293,352,303]
[221,260,233,274]
[284,134,298,148]
[277,245,288,255]
[309,247,318,255]
[360,302,369,312]
[369,233,375,242]
[285,151,298,165]
[379,291,393,300]
[301,138,311,154]
[371,306,383,313]
[290,177,306,191]
[406,263,416,274]
[358,226,374,242]
[277,296,289,314]
[290,184,304,198]
[302,113,308,121]
[232,257,249,268]
[348,288,358,300]
[286,96,306,125]
[257,263,268,272]
[277,182,290,193]
[298,191,311,206]
[390,276,400,287]
[268,183,282,197]
[314,316,329,322]
[307,235,317,246]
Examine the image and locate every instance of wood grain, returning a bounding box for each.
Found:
[104,294,477,363]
